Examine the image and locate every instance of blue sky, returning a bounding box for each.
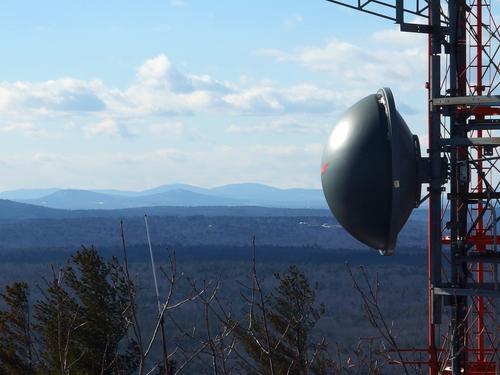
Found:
[0,0,428,190]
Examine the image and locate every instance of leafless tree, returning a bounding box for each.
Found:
[120,221,208,375]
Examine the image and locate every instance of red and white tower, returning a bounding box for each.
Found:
[323,0,500,372]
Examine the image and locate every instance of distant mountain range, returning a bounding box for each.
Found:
[0,191,428,256]
[0,199,334,221]
[0,183,328,210]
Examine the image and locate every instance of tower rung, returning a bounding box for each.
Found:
[468,119,500,127]
[434,285,500,298]
[448,192,500,199]
[440,137,500,146]
[433,95,500,106]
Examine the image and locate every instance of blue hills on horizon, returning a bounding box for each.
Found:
[0,183,329,210]
[0,183,428,252]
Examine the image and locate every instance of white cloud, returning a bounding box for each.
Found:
[137,54,171,83]
[257,31,426,91]
[255,143,322,157]
[221,83,344,114]
[84,119,126,138]
[148,121,185,136]
[144,121,203,141]
[257,40,363,71]
[0,142,324,190]
[136,54,193,93]
[0,27,430,189]
[109,148,184,164]
[0,78,107,119]
[227,118,330,135]
[0,53,349,123]
[32,152,70,164]
[0,87,11,110]
[255,27,429,140]
[222,86,283,112]
[0,122,50,138]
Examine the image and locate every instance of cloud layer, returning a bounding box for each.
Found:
[0,26,429,190]
[258,29,426,91]
[0,53,348,126]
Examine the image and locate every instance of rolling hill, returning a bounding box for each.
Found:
[5,183,327,210]
[0,199,332,221]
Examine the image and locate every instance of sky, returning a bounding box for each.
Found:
[0,0,429,191]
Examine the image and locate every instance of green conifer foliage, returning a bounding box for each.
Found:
[33,273,82,375]
[235,265,326,375]
[34,246,139,375]
[0,282,33,375]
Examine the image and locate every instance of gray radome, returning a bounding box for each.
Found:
[320,88,421,255]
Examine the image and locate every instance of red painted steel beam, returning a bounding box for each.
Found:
[475,0,486,362]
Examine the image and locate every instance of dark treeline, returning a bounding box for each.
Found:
[0,214,426,251]
[0,245,426,265]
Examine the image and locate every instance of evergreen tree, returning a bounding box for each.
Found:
[34,246,139,375]
[34,273,82,375]
[0,282,33,375]
[236,265,326,375]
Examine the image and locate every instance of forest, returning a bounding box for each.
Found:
[0,208,429,374]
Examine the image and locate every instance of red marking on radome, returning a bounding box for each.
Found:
[320,162,330,175]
